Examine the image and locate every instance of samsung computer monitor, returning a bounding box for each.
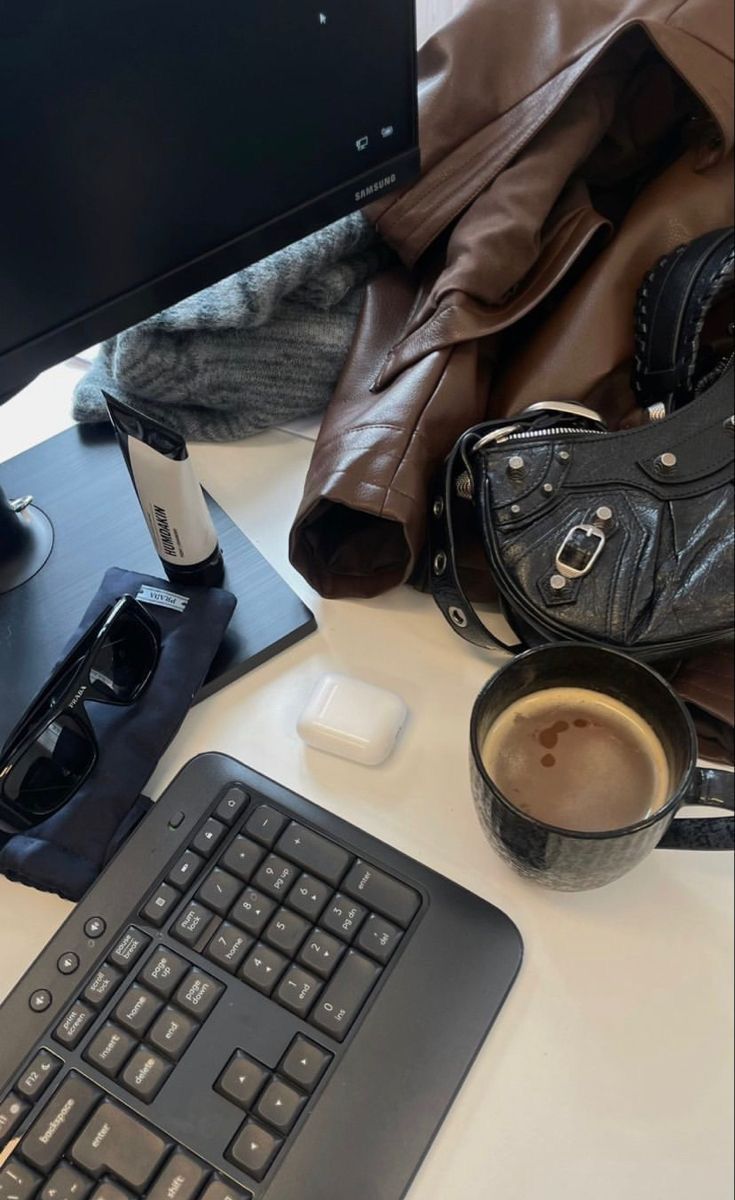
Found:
[0,0,419,739]
[1,0,418,399]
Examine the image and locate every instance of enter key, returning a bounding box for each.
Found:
[70,1101,170,1192]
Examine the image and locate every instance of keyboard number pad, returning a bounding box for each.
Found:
[158,788,421,1046]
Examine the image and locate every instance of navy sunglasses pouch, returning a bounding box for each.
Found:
[0,567,236,900]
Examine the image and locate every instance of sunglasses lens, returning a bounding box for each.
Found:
[88,609,158,702]
[2,713,95,817]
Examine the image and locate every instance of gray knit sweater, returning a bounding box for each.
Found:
[73,213,390,440]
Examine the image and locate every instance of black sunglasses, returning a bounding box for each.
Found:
[0,595,160,828]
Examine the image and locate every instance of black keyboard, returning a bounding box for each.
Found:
[0,754,522,1200]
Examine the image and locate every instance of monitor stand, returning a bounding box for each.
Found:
[0,489,54,592]
[0,424,316,747]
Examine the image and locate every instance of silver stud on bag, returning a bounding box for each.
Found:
[449,606,469,628]
[656,452,678,472]
[507,455,526,477]
[433,497,444,518]
[550,575,567,591]
[595,506,613,525]
[542,483,554,495]
[510,504,521,515]
[647,402,667,422]
[725,415,735,435]
[433,552,447,575]
[558,450,570,462]
[456,471,473,500]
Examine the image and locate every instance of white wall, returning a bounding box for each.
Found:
[416,0,466,46]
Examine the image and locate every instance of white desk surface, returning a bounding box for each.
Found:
[1,364,733,1200]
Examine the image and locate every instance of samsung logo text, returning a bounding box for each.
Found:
[355,174,397,203]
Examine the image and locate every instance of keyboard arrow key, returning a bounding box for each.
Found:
[228,1120,281,1181]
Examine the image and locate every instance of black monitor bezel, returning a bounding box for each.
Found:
[0,10,418,402]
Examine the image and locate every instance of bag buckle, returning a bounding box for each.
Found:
[555,524,606,579]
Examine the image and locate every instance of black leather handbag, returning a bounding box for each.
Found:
[430,228,735,662]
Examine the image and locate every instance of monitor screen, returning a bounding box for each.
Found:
[0,0,418,399]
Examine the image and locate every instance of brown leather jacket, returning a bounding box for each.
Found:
[290,0,733,600]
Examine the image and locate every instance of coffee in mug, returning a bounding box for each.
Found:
[481,686,669,832]
[470,645,734,891]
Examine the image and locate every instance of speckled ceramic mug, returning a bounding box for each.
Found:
[470,644,734,891]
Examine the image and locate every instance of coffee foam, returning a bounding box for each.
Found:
[481,686,670,833]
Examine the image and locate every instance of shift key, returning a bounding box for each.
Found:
[341,861,419,927]
[21,1073,100,1172]
[70,1100,170,1191]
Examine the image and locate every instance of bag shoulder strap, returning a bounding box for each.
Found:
[428,427,523,654]
[632,226,734,412]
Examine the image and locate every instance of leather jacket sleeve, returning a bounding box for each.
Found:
[291,0,733,599]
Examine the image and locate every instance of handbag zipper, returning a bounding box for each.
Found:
[498,424,607,442]
[456,425,606,499]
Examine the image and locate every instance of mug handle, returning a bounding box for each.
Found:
[657,768,734,850]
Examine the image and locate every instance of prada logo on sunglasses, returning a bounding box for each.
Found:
[67,685,88,709]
